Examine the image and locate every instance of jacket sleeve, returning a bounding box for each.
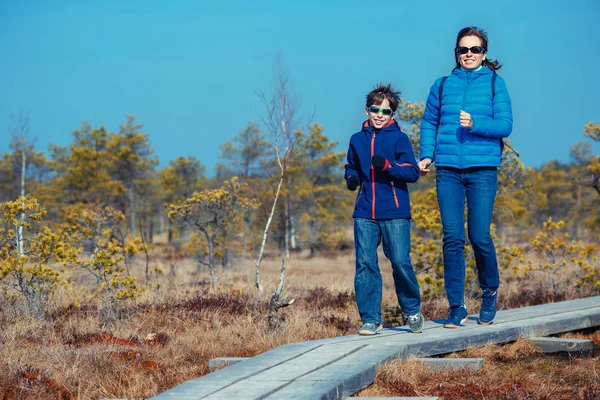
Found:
[419,79,442,161]
[470,75,513,138]
[344,140,361,184]
[383,134,420,183]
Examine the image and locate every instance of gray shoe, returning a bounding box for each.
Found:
[358,323,383,336]
[407,311,424,333]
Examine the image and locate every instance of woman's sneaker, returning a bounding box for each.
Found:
[444,305,468,328]
[407,311,424,333]
[479,289,497,325]
[358,323,383,336]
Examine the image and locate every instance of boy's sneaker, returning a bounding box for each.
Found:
[444,305,468,328]
[358,323,383,336]
[479,289,497,325]
[407,311,424,333]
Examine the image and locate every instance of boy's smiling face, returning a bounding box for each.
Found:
[365,98,393,130]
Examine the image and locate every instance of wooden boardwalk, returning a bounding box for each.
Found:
[150,295,600,399]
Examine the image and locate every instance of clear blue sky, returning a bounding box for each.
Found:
[1,0,599,175]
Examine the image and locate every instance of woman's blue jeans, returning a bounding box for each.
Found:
[354,218,421,324]
[436,167,500,307]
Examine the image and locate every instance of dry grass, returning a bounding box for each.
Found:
[357,338,600,399]
[0,254,360,399]
[0,249,598,399]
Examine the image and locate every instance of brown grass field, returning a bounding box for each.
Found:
[0,248,598,400]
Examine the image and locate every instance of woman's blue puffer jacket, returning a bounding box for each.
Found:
[420,66,513,168]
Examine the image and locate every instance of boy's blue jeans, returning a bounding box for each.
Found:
[354,218,421,324]
[436,167,500,307]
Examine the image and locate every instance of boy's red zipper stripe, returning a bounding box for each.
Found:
[371,133,376,219]
[391,182,399,208]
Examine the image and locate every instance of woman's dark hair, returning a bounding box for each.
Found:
[365,83,401,112]
[455,26,502,71]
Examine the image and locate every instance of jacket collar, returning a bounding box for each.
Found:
[362,118,399,134]
[452,65,493,79]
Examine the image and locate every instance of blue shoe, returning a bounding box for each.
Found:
[444,305,468,328]
[479,289,497,325]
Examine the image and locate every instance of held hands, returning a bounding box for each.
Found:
[460,110,473,129]
[346,175,360,191]
[418,158,432,176]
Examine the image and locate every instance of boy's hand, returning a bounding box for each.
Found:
[346,175,360,191]
[418,158,432,176]
[371,154,388,171]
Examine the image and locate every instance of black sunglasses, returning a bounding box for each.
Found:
[455,46,486,55]
[368,106,393,116]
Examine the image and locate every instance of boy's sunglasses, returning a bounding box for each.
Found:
[368,106,393,116]
[455,46,486,55]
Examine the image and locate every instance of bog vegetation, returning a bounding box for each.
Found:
[0,102,599,399]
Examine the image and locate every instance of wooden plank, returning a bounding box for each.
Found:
[492,296,600,324]
[306,296,600,348]
[528,337,595,357]
[151,342,322,399]
[415,357,484,371]
[202,342,372,399]
[392,307,600,357]
[405,326,520,357]
[514,307,600,337]
[264,344,408,399]
[208,357,248,372]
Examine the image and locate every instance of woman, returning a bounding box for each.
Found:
[418,26,513,328]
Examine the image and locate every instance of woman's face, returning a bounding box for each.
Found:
[457,35,487,70]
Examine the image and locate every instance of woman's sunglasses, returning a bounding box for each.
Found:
[368,106,393,116]
[455,46,486,55]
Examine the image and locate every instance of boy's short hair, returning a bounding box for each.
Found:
[365,83,401,112]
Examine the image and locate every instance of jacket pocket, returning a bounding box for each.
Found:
[356,185,363,204]
[391,182,399,208]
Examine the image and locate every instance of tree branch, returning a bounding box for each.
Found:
[267,258,295,330]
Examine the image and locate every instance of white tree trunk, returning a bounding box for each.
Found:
[289,197,296,249]
[129,187,136,236]
[284,197,290,259]
[17,151,26,257]
[255,172,284,294]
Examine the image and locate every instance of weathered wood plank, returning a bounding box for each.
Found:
[528,337,595,357]
[202,342,372,399]
[263,344,408,399]
[492,296,600,324]
[151,342,322,399]
[208,357,248,372]
[307,296,600,348]
[415,357,484,371]
[405,326,520,357]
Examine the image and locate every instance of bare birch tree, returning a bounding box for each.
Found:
[254,53,308,293]
[9,110,33,259]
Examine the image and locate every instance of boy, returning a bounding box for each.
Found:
[344,83,424,335]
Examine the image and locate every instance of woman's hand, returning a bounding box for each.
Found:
[460,110,473,129]
[418,158,432,176]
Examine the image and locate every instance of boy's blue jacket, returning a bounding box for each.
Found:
[345,120,420,220]
[420,66,513,168]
